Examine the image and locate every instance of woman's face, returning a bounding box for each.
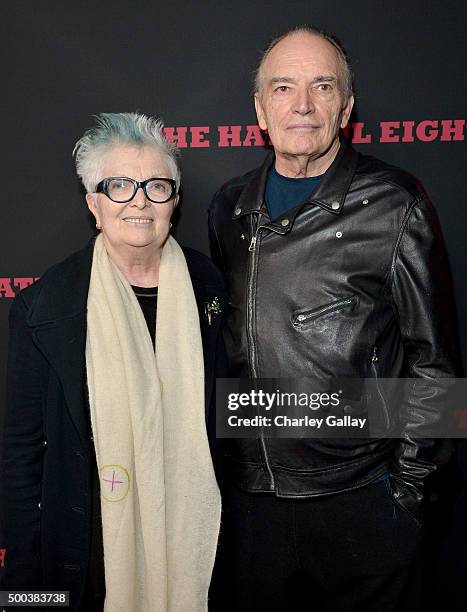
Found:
[86,145,178,255]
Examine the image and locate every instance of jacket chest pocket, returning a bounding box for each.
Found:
[292,296,358,329]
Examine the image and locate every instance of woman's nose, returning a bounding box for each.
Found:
[132,187,150,208]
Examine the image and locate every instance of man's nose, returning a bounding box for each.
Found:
[293,88,315,114]
[131,187,150,208]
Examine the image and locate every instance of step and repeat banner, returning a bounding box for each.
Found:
[1,0,466,605]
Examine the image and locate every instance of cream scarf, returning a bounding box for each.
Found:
[85,234,221,612]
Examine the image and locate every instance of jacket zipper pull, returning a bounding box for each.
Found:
[372,346,378,362]
[248,236,257,252]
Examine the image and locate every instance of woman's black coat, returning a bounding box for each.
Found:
[0,239,226,609]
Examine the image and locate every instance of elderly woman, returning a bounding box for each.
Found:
[2,113,224,611]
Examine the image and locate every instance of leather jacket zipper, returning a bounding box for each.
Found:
[293,297,357,329]
[246,215,261,375]
[371,346,390,430]
[246,214,275,491]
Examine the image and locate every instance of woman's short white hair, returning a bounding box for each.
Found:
[73,112,180,193]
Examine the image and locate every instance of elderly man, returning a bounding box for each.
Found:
[208,26,461,612]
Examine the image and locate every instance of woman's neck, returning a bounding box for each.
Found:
[103,238,161,287]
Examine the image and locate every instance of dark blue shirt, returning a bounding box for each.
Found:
[265,164,322,221]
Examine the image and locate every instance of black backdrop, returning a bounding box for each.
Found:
[1,0,466,607]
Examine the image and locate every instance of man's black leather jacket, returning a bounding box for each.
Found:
[208,141,462,520]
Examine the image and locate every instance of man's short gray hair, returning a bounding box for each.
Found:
[254,25,353,102]
[73,112,180,193]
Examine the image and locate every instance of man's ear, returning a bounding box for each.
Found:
[340,94,354,129]
[254,93,268,131]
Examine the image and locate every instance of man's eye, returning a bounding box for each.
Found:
[317,83,332,91]
[274,85,290,93]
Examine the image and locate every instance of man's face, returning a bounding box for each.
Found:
[255,32,354,172]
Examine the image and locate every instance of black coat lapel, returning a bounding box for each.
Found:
[27,241,94,445]
[183,247,226,420]
[190,277,223,417]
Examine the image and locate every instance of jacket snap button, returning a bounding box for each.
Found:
[38,501,42,510]
[43,440,47,447]
[331,201,340,210]
[336,231,343,238]
[234,207,242,215]
[362,199,369,205]
[281,218,290,227]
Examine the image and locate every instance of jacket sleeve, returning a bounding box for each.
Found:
[390,194,462,519]
[208,198,226,275]
[1,293,47,588]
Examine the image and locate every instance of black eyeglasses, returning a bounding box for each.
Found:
[95,177,177,204]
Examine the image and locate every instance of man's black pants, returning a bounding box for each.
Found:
[210,479,423,612]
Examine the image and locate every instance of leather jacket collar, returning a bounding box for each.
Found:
[232,139,359,230]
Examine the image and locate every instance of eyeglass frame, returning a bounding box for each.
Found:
[95,176,178,204]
